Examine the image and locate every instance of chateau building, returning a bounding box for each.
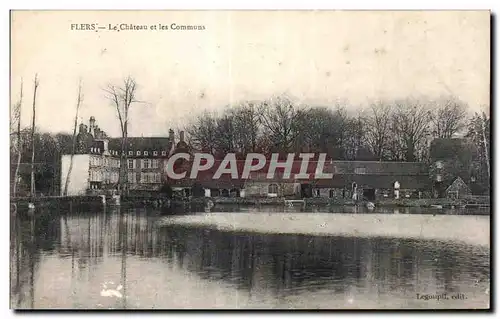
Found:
[60,116,175,195]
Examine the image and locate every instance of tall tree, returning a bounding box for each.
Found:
[30,74,39,197]
[391,98,432,161]
[230,102,261,155]
[258,95,306,152]
[186,111,219,154]
[429,96,468,138]
[104,76,139,195]
[63,80,84,196]
[363,102,392,160]
[466,111,490,191]
[12,79,23,197]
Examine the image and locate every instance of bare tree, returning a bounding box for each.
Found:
[63,80,84,196]
[391,98,432,162]
[30,74,39,197]
[258,95,306,152]
[103,76,139,196]
[429,96,468,138]
[215,114,236,154]
[12,79,23,197]
[481,111,490,180]
[186,111,219,154]
[230,102,261,155]
[363,101,392,160]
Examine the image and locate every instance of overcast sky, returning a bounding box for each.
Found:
[11,10,490,137]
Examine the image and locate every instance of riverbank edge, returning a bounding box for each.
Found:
[210,197,490,209]
[10,195,490,210]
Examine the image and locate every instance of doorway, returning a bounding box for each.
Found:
[363,188,376,201]
[300,184,313,198]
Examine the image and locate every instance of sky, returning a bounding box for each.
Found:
[11,10,490,137]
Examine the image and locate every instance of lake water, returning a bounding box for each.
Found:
[10,206,490,309]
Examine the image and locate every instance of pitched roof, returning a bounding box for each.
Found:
[429,138,474,160]
[445,176,471,193]
[314,174,431,189]
[163,157,430,189]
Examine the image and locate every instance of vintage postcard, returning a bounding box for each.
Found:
[10,10,490,310]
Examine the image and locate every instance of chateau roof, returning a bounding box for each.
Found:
[108,137,173,157]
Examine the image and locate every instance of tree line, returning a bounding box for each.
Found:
[10,75,490,196]
[185,94,483,161]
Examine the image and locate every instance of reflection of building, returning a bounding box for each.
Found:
[61,116,175,195]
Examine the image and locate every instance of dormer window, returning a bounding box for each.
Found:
[129,151,133,156]
[136,151,141,156]
[354,167,366,174]
[153,151,158,156]
[161,151,167,156]
[436,161,444,169]
[144,151,148,156]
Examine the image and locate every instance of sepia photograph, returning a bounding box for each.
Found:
[9,10,491,310]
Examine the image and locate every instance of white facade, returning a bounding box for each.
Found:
[60,154,90,196]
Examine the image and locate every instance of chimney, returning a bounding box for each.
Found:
[180,131,185,143]
[89,116,96,137]
[95,126,101,139]
[169,129,175,144]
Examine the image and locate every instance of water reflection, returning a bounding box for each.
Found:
[10,208,490,309]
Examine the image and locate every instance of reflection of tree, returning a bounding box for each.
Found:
[158,227,489,300]
[11,216,41,309]
[11,209,490,308]
[119,209,128,309]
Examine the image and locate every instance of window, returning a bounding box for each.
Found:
[128,159,135,169]
[136,151,141,156]
[129,151,133,156]
[142,159,150,169]
[355,167,366,174]
[152,159,159,169]
[128,172,136,184]
[162,151,167,156]
[436,174,443,182]
[329,189,335,198]
[153,151,158,156]
[144,151,149,156]
[268,184,279,194]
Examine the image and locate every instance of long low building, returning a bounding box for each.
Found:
[163,156,431,200]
